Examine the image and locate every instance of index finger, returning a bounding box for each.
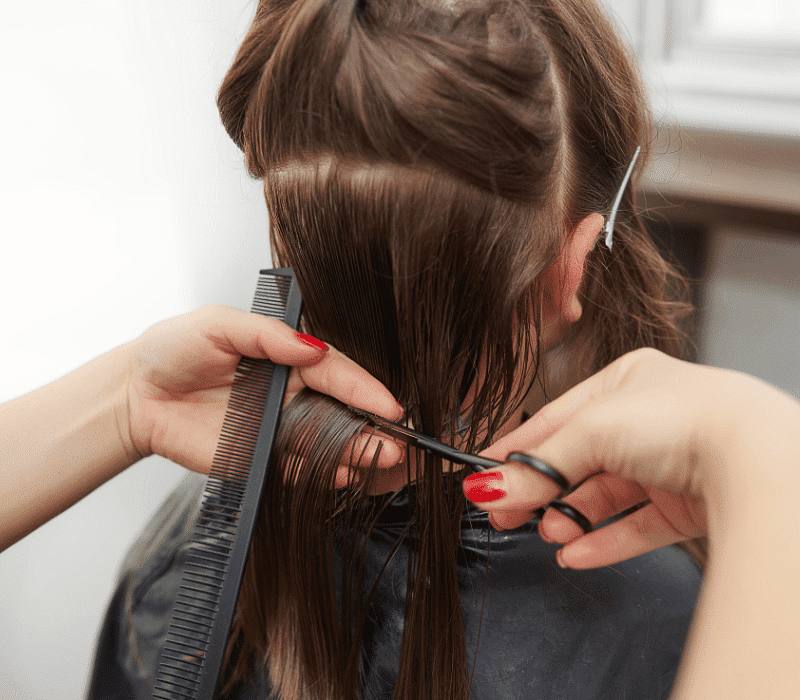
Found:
[299,346,403,423]
[194,305,329,365]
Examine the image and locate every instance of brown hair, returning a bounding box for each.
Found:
[215,0,697,697]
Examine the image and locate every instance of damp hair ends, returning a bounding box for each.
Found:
[212,0,700,698]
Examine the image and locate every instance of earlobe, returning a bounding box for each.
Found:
[542,213,605,327]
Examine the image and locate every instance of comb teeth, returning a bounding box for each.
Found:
[153,269,301,700]
[251,273,292,317]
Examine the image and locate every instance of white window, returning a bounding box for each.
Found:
[702,0,800,43]
[603,0,800,138]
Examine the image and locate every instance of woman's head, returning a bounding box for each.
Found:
[215,0,692,697]
[218,0,677,437]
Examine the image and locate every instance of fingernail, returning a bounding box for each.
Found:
[489,513,506,532]
[463,472,506,503]
[396,402,405,420]
[296,333,328,351]
[555,548,569,569]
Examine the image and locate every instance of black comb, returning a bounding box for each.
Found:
[152,268,302,699]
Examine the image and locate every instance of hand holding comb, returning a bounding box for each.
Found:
[152,268,302,700]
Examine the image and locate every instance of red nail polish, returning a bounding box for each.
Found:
[296,333,328,351]
[463,472,506,503]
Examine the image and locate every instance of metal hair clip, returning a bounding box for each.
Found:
[601,146,642,251]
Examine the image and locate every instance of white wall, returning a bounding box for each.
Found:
[0,2,269,698]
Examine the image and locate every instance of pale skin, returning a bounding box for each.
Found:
[0,210,597,544]
[474,346,800,700]
[466,214,800,699]
[0,304,403,553]
[2,214,799,697]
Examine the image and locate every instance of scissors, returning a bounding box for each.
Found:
[348,406,595,533]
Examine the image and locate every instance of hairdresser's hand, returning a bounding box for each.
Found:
[470,347,800,569]
[123,305,404,475]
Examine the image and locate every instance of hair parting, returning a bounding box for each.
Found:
[210,1,702,698]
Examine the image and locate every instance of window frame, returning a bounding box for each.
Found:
[605,0,800,139]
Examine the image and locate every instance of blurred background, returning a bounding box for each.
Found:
[0,1,798,697]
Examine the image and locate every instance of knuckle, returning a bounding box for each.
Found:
[199,304,227,323]
[591,477,623,515]
[626,347,667,378]
[607,347,661,384]
[631,346,662,361]
[628,513,650,544]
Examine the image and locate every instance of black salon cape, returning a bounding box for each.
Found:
[87,475,701,699]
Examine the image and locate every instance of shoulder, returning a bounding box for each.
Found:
[458,514,701,700]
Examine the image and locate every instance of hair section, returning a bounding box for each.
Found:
[214,1,698,698]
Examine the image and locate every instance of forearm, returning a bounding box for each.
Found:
[672,379,800,698]
[673,520,800,699]
[0,343,139,552]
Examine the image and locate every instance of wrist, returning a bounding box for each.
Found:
[697,370,800,540]
[110,340,148,467]
[671,372,800,698]
[71,342,144,473]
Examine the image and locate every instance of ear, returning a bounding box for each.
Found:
[541,213,604,326]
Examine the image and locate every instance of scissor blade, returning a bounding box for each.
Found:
[347,406,501,471]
